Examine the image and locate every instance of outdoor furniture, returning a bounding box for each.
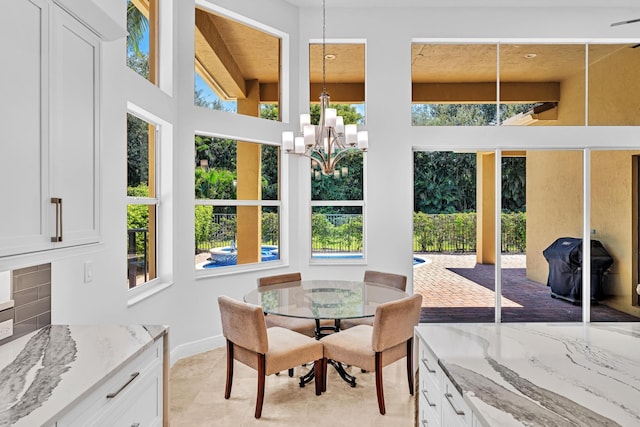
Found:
[321,294,423,415]
[218,295,324,419]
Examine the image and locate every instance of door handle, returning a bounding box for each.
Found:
[51,198,63,242]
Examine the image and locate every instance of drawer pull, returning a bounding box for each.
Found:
[421,358,436,373]
[421,420,429,426]
[131,424,140,427]
[421,389,436,407]
[106,372,140,398]
[445,392,465,416]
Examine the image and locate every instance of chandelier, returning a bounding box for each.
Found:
[282,0,368,176]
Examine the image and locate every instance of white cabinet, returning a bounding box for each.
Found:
[55,337,164,427]
[417,333,477,427]
[0,0,100,258]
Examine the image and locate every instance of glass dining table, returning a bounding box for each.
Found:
[244,279,409,387]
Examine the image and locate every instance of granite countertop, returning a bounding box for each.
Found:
[415,322,640,427]
[0,324,168,427]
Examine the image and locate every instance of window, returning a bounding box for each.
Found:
[195,135,281,270]
[194,5,281,120]
[308,41,366,262]
[126,0,157,84]
[311,151,365,261]
[127,112,159,288]
[411,41,640,126]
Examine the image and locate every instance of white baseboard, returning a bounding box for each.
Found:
[169,334,225,366]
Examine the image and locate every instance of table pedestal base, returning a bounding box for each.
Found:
[299,360,356,388]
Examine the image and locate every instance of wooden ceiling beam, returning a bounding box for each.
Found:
[412,82,560,103]
[309,83,365,104]
[195,9,246,100]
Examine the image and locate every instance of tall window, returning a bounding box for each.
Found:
[311,151,365,261]
[127,0,157,84]
[194,5,281,120]
[195,135,281,270]
[308,41,366,262]
[127,112,158,288]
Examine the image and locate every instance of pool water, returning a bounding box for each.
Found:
[203,246,426,268]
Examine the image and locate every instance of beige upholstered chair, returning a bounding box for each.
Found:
[258,273,317,337]
[258,273,336,338]
[218,295,324,419]
[340,270,408,330]
[321,294,422,415]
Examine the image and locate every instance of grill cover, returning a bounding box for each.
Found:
[542,237,613,303]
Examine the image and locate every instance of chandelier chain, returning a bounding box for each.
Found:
[322,0,326,93]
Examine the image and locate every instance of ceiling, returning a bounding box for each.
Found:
[195,5,638,104]
[283,0,639,8]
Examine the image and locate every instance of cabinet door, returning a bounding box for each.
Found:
[0,0,51,257]
[50,5,100,248]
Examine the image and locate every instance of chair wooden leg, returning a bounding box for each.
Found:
[406,338,414,395]
[224,340,234,399]
[314,359,323,395]
[322,358,328,392]
[375,352,385,415]
[255,353,266,419]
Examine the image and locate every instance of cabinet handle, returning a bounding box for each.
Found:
[421,389,436,407]
[445,392,465,416]
[421,420,429,426]
[51,197,63,242]
[421,358,436,373]
[131,424,140,427]
[106,372,140,398]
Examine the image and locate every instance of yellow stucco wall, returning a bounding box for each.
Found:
[526,46,640,316]
[591,151,640,314]
[526,150,583,285]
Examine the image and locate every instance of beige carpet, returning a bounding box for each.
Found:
[169,347,416,426]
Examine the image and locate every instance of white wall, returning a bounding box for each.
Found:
[3,0,640,362]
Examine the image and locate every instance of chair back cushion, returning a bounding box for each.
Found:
[371,294,422,352]
[363,270,407,291]
[257,272,302,287]
[218,295,269,354]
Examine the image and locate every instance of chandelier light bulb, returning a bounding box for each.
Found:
[280,0,368,175]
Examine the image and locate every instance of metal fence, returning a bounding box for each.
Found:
[191,211,525,256]
[412,212,526,253]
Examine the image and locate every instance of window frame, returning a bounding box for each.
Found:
[309,153,368,266]
[194,132,286,278]
[126,104,173,305]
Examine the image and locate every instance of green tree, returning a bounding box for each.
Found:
[413,151,476,213]
[310,104,364,204]
[260,104,279,121]
[194,168,237,200]
[127,114,149,188]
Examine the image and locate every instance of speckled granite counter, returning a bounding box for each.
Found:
[415,322,640,426]
[0,324,168,427]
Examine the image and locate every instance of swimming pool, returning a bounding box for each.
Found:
[202,245,279,268]
[201,246,427,268]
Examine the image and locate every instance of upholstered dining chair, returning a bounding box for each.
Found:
[321,293,423,415]
[258,272,317,337]
[258,273,336,338]
[218,295,324,419]
[340,270,408,330]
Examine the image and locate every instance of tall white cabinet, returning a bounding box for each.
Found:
[0,0,101,258]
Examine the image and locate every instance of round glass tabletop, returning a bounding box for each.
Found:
[244,279,408,320]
